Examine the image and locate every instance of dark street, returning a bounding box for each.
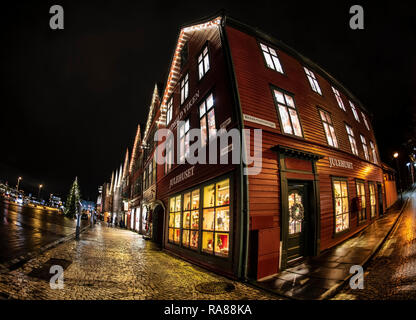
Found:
[0,199,87,263]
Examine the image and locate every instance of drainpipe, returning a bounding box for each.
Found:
[219,15,250,281]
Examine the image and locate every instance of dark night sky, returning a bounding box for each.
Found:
[0,1,415,200]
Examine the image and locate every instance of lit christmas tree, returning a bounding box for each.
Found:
[65,177,81,219]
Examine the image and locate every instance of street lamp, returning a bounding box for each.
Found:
[38,184,43,202]
[393,152,403,202]
[16,177,22,193]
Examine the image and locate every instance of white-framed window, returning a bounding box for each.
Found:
[273,88,303,137]
[304,67,322,95]
[345,124,359,156]
[198,45,210,80]
[166,97,173,125]
[349,101,360,122]
[179,118,190,163]
[260,43,283,74]
[356,181,367,222]
[360,134,370,161]
[361,112,370,130]
[199,93,216,147]
[370,141,378,164]
[180,73,189,104]
[319,109,338,148]
[331,86,346,111]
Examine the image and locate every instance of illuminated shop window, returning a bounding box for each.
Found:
[182,189,200,250]
[349,101,360,122]
[168,195,182,244]
[319,109,338,148]
[369,141,378,164]
[356,181,367,223]
[199,93,216,147]
[361,112,370,130]
[332,179,350,233]
[180,73,189,104]
[273,88,303,137]
[202,179,230,257]
[304,67,322,95]
[369,183,376,218]
[260,43,283,73]
[345,124,359,156]
[198,45,210,80]
[179,118,190,163]
[360,134,370,161]
[166,97,173,125]
[331,86,346,111]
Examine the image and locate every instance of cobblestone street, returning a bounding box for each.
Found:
[0,223,280,300]
[334,190,416,300]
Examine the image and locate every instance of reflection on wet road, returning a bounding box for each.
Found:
[0,200,87,263]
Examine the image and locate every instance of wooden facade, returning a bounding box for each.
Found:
[109,13,395,281]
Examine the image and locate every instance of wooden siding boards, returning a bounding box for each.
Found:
[225,24,383,278]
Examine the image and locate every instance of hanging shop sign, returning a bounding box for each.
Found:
[329,157,353,169]
[169,166,195,189]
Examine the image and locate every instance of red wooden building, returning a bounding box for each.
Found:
[142,12,389,281]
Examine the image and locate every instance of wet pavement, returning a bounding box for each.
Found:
[334,189,416,300]
[0,199,87,263]
[255,191,413,300]
[0,222,281,300]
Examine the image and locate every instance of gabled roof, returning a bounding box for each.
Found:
[129,124,142,174]
[156,14,222,126]
[142,84,162,145]
[122,149,129,180]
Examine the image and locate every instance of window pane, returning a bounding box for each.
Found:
[182,230,190,247]
[191,210,199,229]
[170,198,175,212]
[204,184,215,207]
[202,208,215,230]
[174,212,181,228]
[202,232,214,253]
[169,228,174,241]
[214,233,229,257]
[206,94,214,109]
[289,108,302,136]
[274,90,285,104]
[207,109,216,139]
[204,55,210,72]
[169,213,175,227]
[279,105,293,134]
[199,101,206,117]
[183,211,190,229]
[190,230,199,249]
[175,196,181,212]
[174,228,180,244]
[200,116,207,147]
[198,63,204,79]
[263,52,274,69]
[329,125,338,147]
[216,179,230,206]
[192,190,200,210]
[285,94,294,108]
[215,207,230,231]
[184,193,191,211]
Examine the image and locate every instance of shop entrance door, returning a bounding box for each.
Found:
[152,205,165,246]
[377,183,384,216]
[287,182,309,264]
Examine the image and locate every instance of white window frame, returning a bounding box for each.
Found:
[180,73,189,105]
[346,124,359,156]
[360,134,370,161]
[331,86,346,111]
[369,141,378,164]
[361,112,370,131]
[260,43,284,74]
[349,101,360,122]
[179,119,190,163]
[319,109,338,148]
[199,93,216,147]
[198,45,210,80]
[304,67,322,95]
